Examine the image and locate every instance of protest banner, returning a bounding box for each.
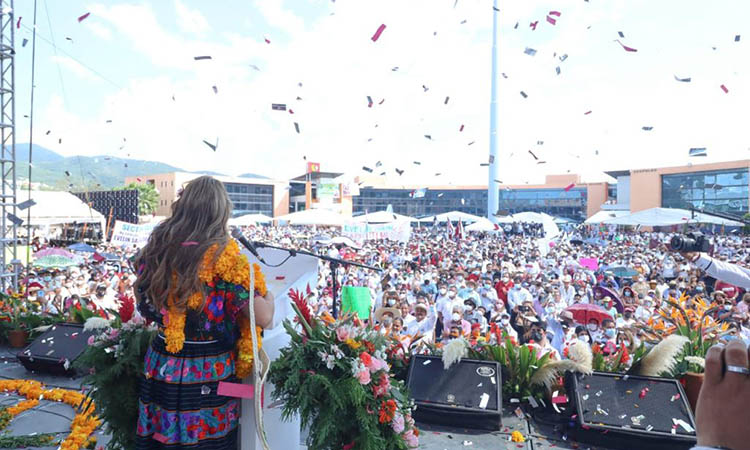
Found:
[579,257,599,271]
[341,221,411,243]
[109,220,159,248]
[341,286,372,319]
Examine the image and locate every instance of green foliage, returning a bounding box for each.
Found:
[115,182,159,215]
[743,213,750,235]
[0,433,57,448]
[75,323,156,450]
[268,314,418,450]
[468,336,550,400]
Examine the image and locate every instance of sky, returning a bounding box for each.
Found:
[11,0,750,187]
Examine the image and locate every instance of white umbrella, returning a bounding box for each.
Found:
[228,213,273,226]
[585,210,630,224]
[275,209,348,226]
[466,217,502,232]
[510,211,561,238]
[352,211,415,223]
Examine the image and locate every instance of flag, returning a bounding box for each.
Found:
[456,220,464,240]
[446,218,454,239]
[306,162,321,173]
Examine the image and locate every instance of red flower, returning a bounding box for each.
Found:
[118,294,135,323]
[364,341,375,354]
[215,362,224,376]
[378,399,397,424]
[288,288,313,330]
[359,352,372,367]
[343,441,356,450]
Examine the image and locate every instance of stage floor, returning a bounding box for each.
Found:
[1,345,612,449]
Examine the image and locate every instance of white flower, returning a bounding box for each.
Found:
[83,317,111,331]
[350,359,366,376]
[318,351,335,370]
[442,337,469,370]
[685,356,705,369]
[331,345,345,359]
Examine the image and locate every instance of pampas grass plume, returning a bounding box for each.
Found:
[442,338,468,370]
[530,360,588,390]
[638,335,689,377]
[567,342,593,374]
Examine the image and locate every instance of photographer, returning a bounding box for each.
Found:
[683,252,750,290]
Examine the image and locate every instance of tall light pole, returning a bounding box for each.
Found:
[487,0,501,221]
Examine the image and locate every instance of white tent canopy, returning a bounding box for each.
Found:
[27,191,106,228]
[352,211,415,223]
[509,211,561,238]
[228,213,273,226]
[465,217,502,232]
[274,209,348,226]
[585,210,631,224]
[601,207,743,227]
[417,211,484,223]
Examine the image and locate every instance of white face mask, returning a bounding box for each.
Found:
[501,318,510,325]
[448,292,456,298]
[579,335,590,343]
[502,277,509,283]
[439,288,447,295]
[451,312,461,321]
[587,324,598,332]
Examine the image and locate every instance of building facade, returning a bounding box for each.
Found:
[124,172,289,218]
[607,160,750,217]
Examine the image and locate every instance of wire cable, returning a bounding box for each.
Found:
[24,0,38,272]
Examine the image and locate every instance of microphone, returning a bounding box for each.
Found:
[230,227,266,264]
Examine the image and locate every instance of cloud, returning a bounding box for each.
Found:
[174,0,211,35]
[84,21,113,40]
[29,0,750,188]
[50,55,100,82]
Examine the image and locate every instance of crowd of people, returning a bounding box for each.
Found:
[14,223,750,371]
[243,224,750,369]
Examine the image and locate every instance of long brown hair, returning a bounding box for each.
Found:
[134,176,233,311]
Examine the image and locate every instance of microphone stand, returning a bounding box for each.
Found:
[253,241,381,318]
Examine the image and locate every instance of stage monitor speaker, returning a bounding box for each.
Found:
[567,371,697,450]
[407,355,502,431]
[16,323,98,376]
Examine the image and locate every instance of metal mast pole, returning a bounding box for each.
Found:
[487,0,500,221]
[0,0,17,291]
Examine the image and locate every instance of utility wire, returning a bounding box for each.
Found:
[42,0,68,106]
[25,0,38,273]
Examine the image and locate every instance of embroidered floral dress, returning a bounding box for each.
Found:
[135,276,251,449]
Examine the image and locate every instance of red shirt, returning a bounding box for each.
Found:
[494,280,514,302]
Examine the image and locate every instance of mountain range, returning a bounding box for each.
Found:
[16,144,267,190]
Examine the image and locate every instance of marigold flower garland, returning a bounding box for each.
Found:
[0,379,100,449]
[163,239,266,378]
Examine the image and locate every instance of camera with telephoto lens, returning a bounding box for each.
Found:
[669,232,711,252]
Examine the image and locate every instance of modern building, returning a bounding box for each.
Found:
[606,160,750,217]
[124,172,289,218]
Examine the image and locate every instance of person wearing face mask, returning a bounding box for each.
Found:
[635,294,654,322]
[494,273,513,304]
[507,276,533,310]
[374,305,401,336]
[586,318,603,343]
[526,323,559,360]
[560,275,576,304]
[735,292,750,319]
[599,318,618,354]
[494,312,518,341]
[406,303,435,341]
[621,286,636,306]
[443,304,471,339]
[617,306,636,329]
[478,276,498,320]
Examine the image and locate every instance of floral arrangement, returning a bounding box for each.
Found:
[0,379,99,449]
[642,294,727,375]
[75,295,157,450]
[591,342,631,373]
[268,292,419,450]
[163,239,265,378]
[465,333,592,400]
[0,292,62,344]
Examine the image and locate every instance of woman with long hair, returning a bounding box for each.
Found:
[134,176,274,449]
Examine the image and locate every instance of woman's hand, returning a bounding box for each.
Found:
[253,291,275,329]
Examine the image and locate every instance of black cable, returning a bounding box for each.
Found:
[24,0,39,283]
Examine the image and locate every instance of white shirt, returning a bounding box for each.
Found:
[507,287,533,309]
[695,254,750,289]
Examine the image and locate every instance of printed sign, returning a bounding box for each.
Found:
[109,220,160,248]
[342,222,411,243]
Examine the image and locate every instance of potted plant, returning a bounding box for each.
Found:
[639,295,727,411]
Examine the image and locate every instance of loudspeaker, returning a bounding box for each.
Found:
[567,371,697,450]
[407,355,502,431]
[16,323,98,375]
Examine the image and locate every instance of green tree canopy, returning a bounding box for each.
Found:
[115,182,159,216]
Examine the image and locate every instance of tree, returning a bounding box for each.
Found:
[115,182,159,216]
